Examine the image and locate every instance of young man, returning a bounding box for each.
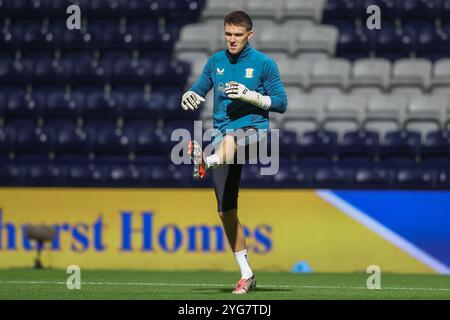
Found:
[181,11,287,294]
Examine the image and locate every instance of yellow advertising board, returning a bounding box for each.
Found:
[0,188,432,273]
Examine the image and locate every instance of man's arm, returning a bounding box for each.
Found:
[181,58,213,111]
[190,58,214,98]
[261,58,287,114]
[224,58,287,113]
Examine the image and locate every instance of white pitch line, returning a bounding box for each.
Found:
[0,281,448,292]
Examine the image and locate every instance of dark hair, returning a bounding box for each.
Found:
[224,11,253,31]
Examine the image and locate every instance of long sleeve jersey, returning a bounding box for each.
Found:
[189,43,287,134]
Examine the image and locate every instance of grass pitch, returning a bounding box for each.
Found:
[0,269,449,300]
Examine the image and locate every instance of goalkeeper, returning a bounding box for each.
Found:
[181,11,287,294]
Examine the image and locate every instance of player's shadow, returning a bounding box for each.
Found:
[193,287,292,294]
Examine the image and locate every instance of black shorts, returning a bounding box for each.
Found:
[212,127,267,212]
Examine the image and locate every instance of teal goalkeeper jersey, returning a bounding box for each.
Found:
[189,44,287,134]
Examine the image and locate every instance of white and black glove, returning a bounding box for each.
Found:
[224,81,271,111]
[181,91,205,111]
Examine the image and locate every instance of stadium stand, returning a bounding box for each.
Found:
[0,0,449,189]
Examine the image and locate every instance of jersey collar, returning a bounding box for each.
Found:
[226,43,252,64]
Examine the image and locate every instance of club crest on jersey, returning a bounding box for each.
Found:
[216,68,225,75]
[244,68,254,78]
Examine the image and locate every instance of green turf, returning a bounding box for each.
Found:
[0,269,449,300]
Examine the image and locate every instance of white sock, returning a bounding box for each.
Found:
[205,154,221,169]
[234,249,253,279]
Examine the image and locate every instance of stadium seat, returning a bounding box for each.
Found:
[202,0,245,19]
[309,58,351,91]
[5,88,43,119]
[254,25,296,55]
[339,130,379,160]
[390,58,432,93]
[33,58,72,84]
[297,25,339,56]
[364,95,408,141]
[432,59,450,89]
[404,95,448,142]
[0,125,15,152]
[82,89,123,119]
[276,58,311,89]
[314,167,353,188]
[367,22,412,61]
[124,90,165,119]
[298,130,338,159]
[176,51,209,86]
[354,168,395,188]
[282,91,326,124]
[111,58,153,85]
[246,0,283,22]
[396,168,437,188]
[422,130,450,161]
[379,130,421,162]
[0,58,33,85]
[283,0,326,23]
[327,20,370,61]
[175,24,220,54]
[350,58,391,92]
[400,0,440,23]
[323,0,370,20]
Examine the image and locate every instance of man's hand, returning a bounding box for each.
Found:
[181,91,205,111]
[224,81,271,110]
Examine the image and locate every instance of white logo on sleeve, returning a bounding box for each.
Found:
[216,68,225,75]
[244,68,254,78]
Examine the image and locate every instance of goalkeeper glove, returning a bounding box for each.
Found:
[224,81,271,111]
[181,91,205,111]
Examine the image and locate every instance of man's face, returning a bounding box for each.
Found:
[224,23,253,55]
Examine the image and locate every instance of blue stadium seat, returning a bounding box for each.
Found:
[71,58,111,85]
[88,19,122,49]
[44,89,84,119]
[339,130,379,160]
[0,90,4,117]
[422,130,450,166]
[85,90,124,118]
[0,125,15,152]
[94,126,135,155]
[314,167,354,188]
[151,58,190,85]
[66,163,108,187]
[124,90,165,118]
[327,20,370,61]
[14,125,53,154]
[124,20,162,49]
[279,130,298,157]
[33,58,72,84]
[379,130,422,164]
[126,0,169,17]
[0,58,33,85]
[52,122,89,155]
[323,0,364,20]
[368,22,412,60]
[298,130,338,159]
[396,168,437,188]
[5,88,43,119]
[112,58,153,84]
[123,120,160,155]
[109,164,146,186]
[400,0,440,23]
[354,168,395,188]
[442,0,450,22]
[403,21,449,60]
[0,163,27,186]
[28,163,67,186]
